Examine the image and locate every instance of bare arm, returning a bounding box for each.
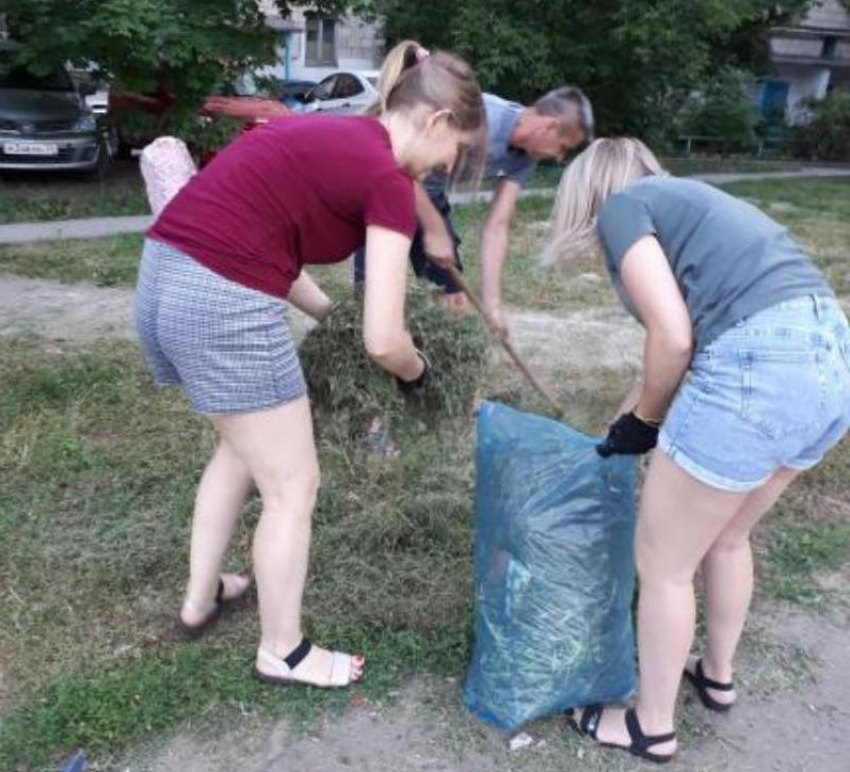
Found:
[363,225,424,381]
[415,182,455,267]
[620,235,693,422]
[287,269,333,322]
[480,179,521,335]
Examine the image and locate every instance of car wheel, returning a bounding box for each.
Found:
[82,137,113,180]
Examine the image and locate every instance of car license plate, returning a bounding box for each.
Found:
[3,141,60,156]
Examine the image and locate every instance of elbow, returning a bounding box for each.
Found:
[668,330,694,361]
[364,332,397,365]
[649,326,693,361]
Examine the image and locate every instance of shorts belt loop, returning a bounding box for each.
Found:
[812,294,823,321]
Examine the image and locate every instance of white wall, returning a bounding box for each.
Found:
[766,0,850,122]
[804,0,850,29]
[260,5,382,82]
[782,65,832,121]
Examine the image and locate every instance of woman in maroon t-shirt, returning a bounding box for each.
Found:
[136,52,486,688]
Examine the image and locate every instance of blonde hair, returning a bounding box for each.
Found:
[542,137,667,263]
[365,42,487,183]
[363,40,427,117]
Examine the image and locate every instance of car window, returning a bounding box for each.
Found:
[311,75,338,101]
[0,55,74,92]
[333,74,364,99]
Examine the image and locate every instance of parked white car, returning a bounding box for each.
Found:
[297,71,379,115]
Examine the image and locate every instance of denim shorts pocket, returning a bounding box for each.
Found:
[739,348,823,440]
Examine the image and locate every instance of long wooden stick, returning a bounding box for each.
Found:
[443,264,565,418]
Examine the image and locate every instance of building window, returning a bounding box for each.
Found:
[821,36,837,60]
[306,17,337,66]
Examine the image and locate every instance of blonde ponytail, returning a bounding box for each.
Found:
[363,40,428,117]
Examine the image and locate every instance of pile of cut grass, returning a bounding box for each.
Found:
[300,284,491,439]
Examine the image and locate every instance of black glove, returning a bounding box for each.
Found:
[396,350,430,395]
[596,411,659,458]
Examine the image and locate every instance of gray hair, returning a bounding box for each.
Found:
[533,86,594,141]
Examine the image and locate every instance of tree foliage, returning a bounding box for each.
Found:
[0,0,347,135]
[677,68,760,147]
[368,0,812,142]
[793,90,850,160]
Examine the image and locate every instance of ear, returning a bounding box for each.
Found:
[425,108,454,132]
[542,116,562,135]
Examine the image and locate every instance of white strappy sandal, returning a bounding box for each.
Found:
[253,638,361,688]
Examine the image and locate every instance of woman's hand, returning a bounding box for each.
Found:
[597,411,660,458]
[396,349,430,394]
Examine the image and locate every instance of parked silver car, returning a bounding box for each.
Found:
[0,42,104,172]
[297,71,380,115]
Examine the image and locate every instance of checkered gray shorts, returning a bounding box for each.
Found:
[135,238,306,414]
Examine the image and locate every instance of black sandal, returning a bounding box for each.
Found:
[683,658,735,713]
[174,575,251,640]
[566,705,676,765]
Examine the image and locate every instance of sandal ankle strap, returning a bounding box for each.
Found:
[697,659,735,691]
[625,708,676,751]
[284,637,313,670]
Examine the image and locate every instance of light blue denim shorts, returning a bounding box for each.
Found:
[659,295,850,493]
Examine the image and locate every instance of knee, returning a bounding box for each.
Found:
[257,462,321,516]
[708,531,751,557]
[636,533,694,589]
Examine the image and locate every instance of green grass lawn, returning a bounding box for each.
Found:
[2,178,846,312]
[0,165,149,225]
[0,337,477,770]
[2,176,850,770]
[0,155,828,227]
[660,157,805,176]
[1,334,847,770]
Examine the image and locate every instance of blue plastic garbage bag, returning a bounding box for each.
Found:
[463,401,638,731]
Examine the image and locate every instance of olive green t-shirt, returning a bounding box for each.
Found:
[596,177,831,350]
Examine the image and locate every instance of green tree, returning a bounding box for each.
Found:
[367,0,812,143]
[0,0,351,139]
[677,68,760,149]
[793,90,850,160]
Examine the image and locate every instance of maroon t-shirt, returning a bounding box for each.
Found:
[148,115,416,298]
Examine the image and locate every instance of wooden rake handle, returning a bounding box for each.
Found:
[441,263,566,419]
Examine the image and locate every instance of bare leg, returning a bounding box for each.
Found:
[689,468,798,704]
[214,397,363,686]
[579,451,748,755]
[181,438,254,625]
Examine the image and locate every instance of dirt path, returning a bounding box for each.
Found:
[0,275,316,344]
[0,275,643,375]
[126,606,849,772]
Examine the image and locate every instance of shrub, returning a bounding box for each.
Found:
[792,90,850,161]
[676,69,759,150]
